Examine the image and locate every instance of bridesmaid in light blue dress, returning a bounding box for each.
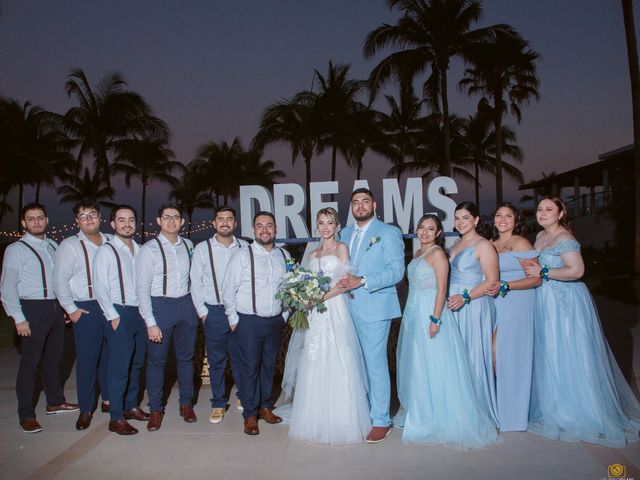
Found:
[446,202,500,427]
[490,203,541,432]
[395,214,500,450]
[523,197,640,447]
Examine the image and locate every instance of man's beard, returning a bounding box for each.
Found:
[353,210,374,222]
[254,235,274,246]
[117,231,135,240]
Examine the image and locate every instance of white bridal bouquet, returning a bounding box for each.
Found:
[276,260,331,331]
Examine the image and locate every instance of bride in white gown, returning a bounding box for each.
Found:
[281,208,371,445]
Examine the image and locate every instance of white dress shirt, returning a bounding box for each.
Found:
[93,235,140,321]
[222,242,290,327]
[0,233,58,324]
[53,231,112,314]
[190,235,248,318]
[135,233,194,327]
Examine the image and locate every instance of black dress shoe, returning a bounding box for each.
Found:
[124,407,150,421]
[76,412,93,430]
[108,419,138,435]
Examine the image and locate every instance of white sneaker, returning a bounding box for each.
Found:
[236,399,243,412]
[209,407,225,424]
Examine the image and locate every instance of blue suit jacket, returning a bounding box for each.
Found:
[341,218,405,322]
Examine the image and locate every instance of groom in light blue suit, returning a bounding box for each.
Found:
[337,188,405,443]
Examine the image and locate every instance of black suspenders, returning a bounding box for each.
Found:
[247,245,287,314]
[206,239,221,304]
[154,237,191,297]
[106,243,126,305]
[78,239,94,299]
[18,240,55,298]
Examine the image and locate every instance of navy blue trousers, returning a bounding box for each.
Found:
[17,300,66,420]
[105,305,147,421]
[233,313,283,419]
[147,295,197,411]
[73,300,109,413]
[204,304,241,408]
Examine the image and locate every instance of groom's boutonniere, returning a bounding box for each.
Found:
[365,236,381,252]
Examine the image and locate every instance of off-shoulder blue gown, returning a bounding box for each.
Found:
[494,250,538,431]
[449,245,499,427]
[394,252,501,450]
[528,239,640,447]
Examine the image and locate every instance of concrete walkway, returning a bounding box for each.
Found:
[0,295,639,480]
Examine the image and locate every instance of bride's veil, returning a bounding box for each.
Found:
[280,240,319,402]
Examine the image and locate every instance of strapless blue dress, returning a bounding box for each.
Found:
[449,245,499,427]
[394,253,501,450]
[528,239,640,447]
[494,250,537,431]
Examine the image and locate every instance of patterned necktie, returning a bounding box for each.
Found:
[350,228,362,258]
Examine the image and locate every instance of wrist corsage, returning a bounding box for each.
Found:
[498,281,510,297]
[540,265,550,282]
[429,315,441,326]
[462,289,472,304]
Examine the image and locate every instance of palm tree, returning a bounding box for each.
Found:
[311,62,368,181]
[253,93,318,228]
[238,146,285,188]
[57,167,115,209]
[364,0,509,177]
[169,168,215,238]
[110,136,183,241]
[371,87,427,180]
[459,29,540,206]
[394,113,473,183]
[622,0,640,273]
[460,113,523,210]
[0,97,74,228]
[190,138,244,208]
[63,69,169,181]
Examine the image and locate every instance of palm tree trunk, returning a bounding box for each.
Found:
[440,69,452,177]
[475,159,480,209]
[331,146,337,182]
[0,191,7,223]
[141,181,147,242]
[493,97,504,207]
[17,183,24,231]
[305,155,312,232]
[187,212,193,238]
[35,182,41,203]
[622,0,640,273]
[356,157,363,180]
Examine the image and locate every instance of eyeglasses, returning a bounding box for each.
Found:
[161,215,182,222]
[77,211,100,221]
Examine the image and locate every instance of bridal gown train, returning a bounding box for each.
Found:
[285,255,371,445]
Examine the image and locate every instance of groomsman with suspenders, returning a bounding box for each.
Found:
[222,211,290,436]
[53,199,111,430]
[94,205,149,435]
[136,202,198,431]
[0,203,78,433]
[190,206,248,424]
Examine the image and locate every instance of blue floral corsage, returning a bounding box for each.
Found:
[462,289,472,304]
[498,281,510,297]
[540,265,549,281]
[429,315,441,326]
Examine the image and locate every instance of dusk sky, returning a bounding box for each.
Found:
[0,0,636,230]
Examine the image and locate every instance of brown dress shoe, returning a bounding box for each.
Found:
[108,419,138,435]
[365,426,392,444]
[46,402,80,415]
[147,410,164,432]
[179,405,197,423]
[243,416,259,435]
[258,407,282,424]
[76,412,93,430]
[19,418,43,434]
[100,401,109,413]
[124,407,151,421]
